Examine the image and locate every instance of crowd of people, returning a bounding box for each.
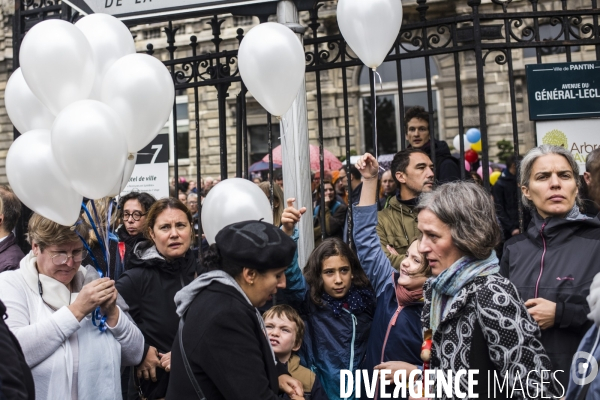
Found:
[0,105,599,400]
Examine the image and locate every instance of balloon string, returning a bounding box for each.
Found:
[106,200,114,279]
[373,69,383,160]
[278,115,288,141]
[90,200,109,267]
[74,228,108,334]
[82,203,108,265]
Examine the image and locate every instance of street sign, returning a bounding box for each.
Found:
[121,134,170,199]
[536,119,600,174]
[526,61,600,121]
[62,0,277,21]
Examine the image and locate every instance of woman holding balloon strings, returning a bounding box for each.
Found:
[116,198,198,400]
[281,199,375,400]
[0,213,144,400]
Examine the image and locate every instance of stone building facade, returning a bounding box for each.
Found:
[0,0,598,183]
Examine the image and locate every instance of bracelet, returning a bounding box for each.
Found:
[363,172,378,180]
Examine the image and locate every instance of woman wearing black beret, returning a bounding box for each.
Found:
[166,220,305,400]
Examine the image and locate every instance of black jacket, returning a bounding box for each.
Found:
[500,211,600,388]
[0,233,24,273]
[417,139,461,183]
[313,199,348,246]
[166,282,284,400]
[116,242,197,399]
[117,228,147,271]
[492,168,532,239]
[0,300,35,400]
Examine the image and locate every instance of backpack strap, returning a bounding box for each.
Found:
[179,315,206,400]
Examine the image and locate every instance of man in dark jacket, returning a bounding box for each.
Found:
[492,155,531,240]
[0,186,24,273]
[405,106,460,183]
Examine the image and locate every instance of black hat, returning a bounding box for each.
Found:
[215,220,297,271]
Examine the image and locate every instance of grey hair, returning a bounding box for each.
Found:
[519,144,580,209]
[415,181,501,260]
[187,192,198,201]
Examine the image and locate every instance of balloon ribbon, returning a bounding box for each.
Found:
[76,205,109,333]
[372,69,383,160]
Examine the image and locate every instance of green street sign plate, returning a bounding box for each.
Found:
[526,61,600,121]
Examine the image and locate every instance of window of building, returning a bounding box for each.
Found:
[359,45,440,155]
[161,95,190,163]
[523,23,581,58]
[234,16,254,26]
[248,124,281,164]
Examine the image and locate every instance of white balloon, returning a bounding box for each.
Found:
[5,68,55,133]
[337,0,403,69]
[51,100,128,200]
[238,22,305,117]
[101,54,175,153]
[108,153,137,197]
[7,129,82,226]
[20,19,95,115]
[453,134,471,151]
[75,14,136,100]
[201,178,273,244]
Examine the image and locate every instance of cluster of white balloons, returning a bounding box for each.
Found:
[6,15,174,226]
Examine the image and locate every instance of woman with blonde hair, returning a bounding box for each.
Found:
[0,213,144,400]
[354,153,432,395]
[258,181,284,227]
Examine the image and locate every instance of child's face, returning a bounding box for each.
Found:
[321,255,352,299]
[265,315,299,363]
[398,241,428,291]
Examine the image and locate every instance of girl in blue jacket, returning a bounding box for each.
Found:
[353,153,432,398]
[281,200,375,400]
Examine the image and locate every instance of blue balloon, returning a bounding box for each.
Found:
[466,128,481,144]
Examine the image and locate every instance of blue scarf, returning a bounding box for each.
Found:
[429,251,499,332]
[322,285,375,317]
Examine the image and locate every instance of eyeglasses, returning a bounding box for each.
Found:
[188,201,198,205]
[123,211,147,221]
[51,250,88,265]
[408,126,429,133]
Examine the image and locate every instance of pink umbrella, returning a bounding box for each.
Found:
[263,144,343,171]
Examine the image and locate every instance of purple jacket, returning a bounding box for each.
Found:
[0,233,25,273]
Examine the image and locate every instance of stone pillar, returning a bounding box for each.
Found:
[277,0,314,270]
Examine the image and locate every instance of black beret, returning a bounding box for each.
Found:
[215,220,297,272]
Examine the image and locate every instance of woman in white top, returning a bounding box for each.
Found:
[0,213,144,400]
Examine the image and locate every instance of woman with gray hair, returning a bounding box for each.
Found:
[500,144,600,389]
[389,181,560,399]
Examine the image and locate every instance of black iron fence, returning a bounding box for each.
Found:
[12,0,600,247]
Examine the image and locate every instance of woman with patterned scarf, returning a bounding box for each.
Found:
[352,152,432,399]
[388,181,561,399]
[280,201,375,400]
